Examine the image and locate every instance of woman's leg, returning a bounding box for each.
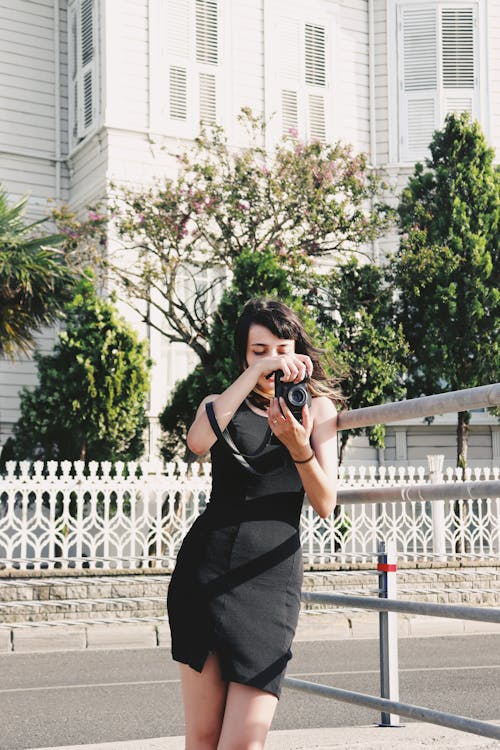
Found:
[217,682,278,750]
[179,654,228,750]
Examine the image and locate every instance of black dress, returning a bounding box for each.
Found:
[167,401,305,698]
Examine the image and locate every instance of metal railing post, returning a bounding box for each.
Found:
[378,540,400,727]
[428,454,446,560]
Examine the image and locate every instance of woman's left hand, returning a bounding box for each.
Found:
[268,397,313,460]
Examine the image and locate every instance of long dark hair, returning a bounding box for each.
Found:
[234,298,343,403]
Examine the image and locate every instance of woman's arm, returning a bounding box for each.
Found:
[269,395,338,518]
[186,353,313,456]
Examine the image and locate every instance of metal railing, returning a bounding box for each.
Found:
[285,383,500,741]
[286,548,500,740]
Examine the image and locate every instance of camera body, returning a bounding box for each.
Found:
[274,370,311,422]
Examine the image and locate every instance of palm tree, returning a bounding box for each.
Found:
[0,188,75,357]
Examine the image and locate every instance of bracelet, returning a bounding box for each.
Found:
[293,450,315,465]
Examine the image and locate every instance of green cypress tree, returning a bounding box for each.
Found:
[308,259,408,463]
[393,113,500,468]
[8,275,151,462]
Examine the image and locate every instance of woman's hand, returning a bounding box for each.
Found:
[250,353,313,384]
[268,396,313,460]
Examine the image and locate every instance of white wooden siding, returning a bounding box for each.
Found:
[0,0,56,157]
[373,0,389,164]
[68,132,108,209]
[0,0,70,214]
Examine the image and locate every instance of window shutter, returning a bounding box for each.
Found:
[399,6,439,162]
[69,5,79,144]
[281,90,299,134]
[167,0,190,57]
[305,23,326,86]
[199,72,216,123]
[265,2,333,146]
[195,0,218,125]
[166,0,190,124]
[169,67,188,120]
[68,0,97,146]
[441,7,477,118]
[397,3,480,163]
[308,93,326,141]
[195,0,218,64]
[277,18,302,136]
[79,0,97,137]
[305,22,326,141]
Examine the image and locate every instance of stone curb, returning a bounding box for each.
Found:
[1,611,498,654]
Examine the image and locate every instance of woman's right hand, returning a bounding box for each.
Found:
[250,353,313,384]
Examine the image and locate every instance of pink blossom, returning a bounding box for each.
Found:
[288,127,299,138]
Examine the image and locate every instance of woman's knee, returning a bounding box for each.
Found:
[185,724,221,750]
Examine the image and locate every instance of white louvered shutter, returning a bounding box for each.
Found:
[441,6,477,119]
[305,22,326,141]
[195,0,218,64]
[196,0,218,125]
[166,0,190,124]
[399,5,439,162]
[68,0,97,146]
[278,17,302,136]
[69,4,79,144]
[79,0,97,137]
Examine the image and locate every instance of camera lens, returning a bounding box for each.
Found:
[287,385,308,407]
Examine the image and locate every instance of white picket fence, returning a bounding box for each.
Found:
[1,459,499,570]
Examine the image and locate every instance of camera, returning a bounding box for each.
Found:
[274,370,311,422]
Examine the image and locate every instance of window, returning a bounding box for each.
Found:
[68,0,98,148]
[396,2,480,163]
[265,0,333,146]
[152,0,221,135]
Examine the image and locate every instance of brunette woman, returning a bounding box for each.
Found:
[167,298,340,750]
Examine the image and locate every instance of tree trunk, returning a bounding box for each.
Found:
[338,434,349,466]
[454,410,471,553]
[456,410,470,470]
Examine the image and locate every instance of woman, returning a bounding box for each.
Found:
[167,298,340,750]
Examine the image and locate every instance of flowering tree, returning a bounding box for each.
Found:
[110,110,393,370]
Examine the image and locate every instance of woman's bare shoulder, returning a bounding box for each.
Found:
[311,395,338,416]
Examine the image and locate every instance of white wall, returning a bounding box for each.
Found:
[0,0,70,213]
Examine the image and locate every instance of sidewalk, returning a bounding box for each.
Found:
[26,721,500,750]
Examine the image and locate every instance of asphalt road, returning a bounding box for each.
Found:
[0,634,498,750]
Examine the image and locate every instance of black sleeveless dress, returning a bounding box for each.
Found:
[167,401,305,697]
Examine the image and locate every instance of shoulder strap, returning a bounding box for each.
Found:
[206,400,262,475]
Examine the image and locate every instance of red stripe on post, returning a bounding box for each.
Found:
[377,563,397,572]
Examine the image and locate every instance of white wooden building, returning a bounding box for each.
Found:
[1,0,499,467]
